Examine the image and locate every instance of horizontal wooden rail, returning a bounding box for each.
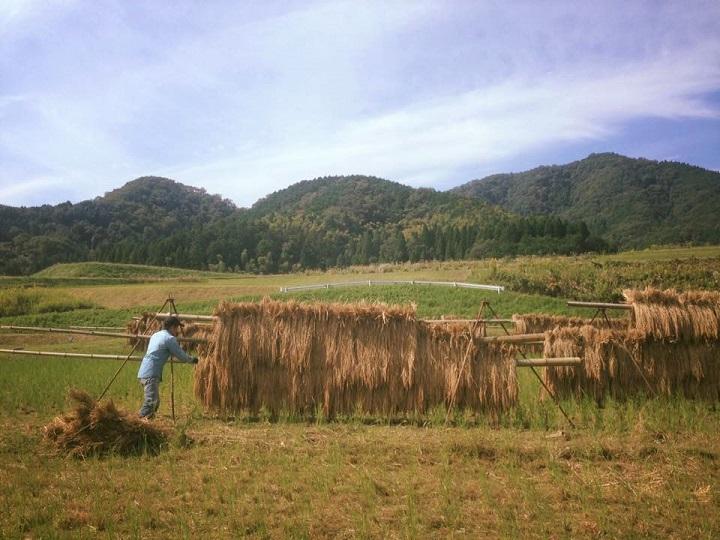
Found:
[516,357,581,367]
[0,325,208,344]
[151,312,520,326]
[69,325,125,330]
[0,349,580,368]
[0,349,142,361]
[423,318,514,324]
[153,312,217,321]
[479,333,545,344]
[567,301,632,310]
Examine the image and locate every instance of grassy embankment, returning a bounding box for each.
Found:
[1,247,719,538]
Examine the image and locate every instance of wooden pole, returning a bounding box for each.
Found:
[97,298,172,401]
[516,357,582,367]
[0,349,142,361]
[479,333,545,344]
[479,301,576,429]
[423,318,515,324]
[0,325,207,344]
[168,298,180,424]
[567,301,632,310]
[69,326,125,330]
[153,312,217,321]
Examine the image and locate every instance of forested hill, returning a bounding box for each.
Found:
[0,177,236,274]
[452,153,720,248]
[0,175,604,275]
[251,175,508,224]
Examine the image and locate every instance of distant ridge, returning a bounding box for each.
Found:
[452,153,720,247]
[3,152,718,275]
[0,172,604,275]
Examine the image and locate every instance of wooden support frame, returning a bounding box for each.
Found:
[478,300,577,428]
[566,300,632,329]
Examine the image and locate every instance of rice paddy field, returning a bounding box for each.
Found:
[1,247,720,538]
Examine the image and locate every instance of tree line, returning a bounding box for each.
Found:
[0,176,608,275]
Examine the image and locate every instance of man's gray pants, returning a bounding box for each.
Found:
[139,377,160,418]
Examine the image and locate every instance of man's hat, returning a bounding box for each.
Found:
[163,316,184,329]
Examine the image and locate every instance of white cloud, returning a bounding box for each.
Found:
[0,0,719,206]
[166,43,720,205]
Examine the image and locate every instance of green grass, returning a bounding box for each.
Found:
[0,287,95,317]
[603,244,720,261]
[467,253,720,301]
[33,261,232,280]
[274,285,589,318]
[1,246,720,538]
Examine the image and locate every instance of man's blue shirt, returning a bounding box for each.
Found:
[137,329,194,381]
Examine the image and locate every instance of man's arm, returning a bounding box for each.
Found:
[166,335,197,364]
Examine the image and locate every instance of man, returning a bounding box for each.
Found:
[137,316,198,418]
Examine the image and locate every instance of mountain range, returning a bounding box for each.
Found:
[1,153,718,275]
[453,152,720,247]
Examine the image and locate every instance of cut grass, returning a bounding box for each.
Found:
[0,417,717,538]
[1,246,719,538]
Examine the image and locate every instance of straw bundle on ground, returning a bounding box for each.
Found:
[43,389,169,457]
[542,326,720,401]
[194,298,517,418]
[126,313,211,351]
[624,288,720,342]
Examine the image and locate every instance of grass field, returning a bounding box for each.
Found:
[1,248,719,538]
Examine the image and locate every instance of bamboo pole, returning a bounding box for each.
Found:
[567,301,632,310]
[0,325,207,344]
[0,349,142,361]
[69,326,125,330]
[479,333,545,344]
[516,357,581,367]
[423,318,515,324]
[153,311,521,325]
[153,312,217,321]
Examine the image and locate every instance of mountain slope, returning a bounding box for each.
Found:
[0,175,602,275]
[0,177,236,274]
[452,153,720,247]
[250,175,510,228]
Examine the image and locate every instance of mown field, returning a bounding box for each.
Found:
[1,247,719,538]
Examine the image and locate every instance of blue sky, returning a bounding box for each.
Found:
[1,0,719,207]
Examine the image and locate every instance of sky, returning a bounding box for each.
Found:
[1,0,719,207]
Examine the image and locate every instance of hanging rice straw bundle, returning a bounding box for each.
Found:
[624,288,720,342]
[512,314,628,335]
[543,325,720,401]
[543,326,646,401]
[513,314,628,354]
[194,298,518,418]
[637,340,720,400]
[43,389,169,457]
[417,324,517,415]
[126,313,212,352]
